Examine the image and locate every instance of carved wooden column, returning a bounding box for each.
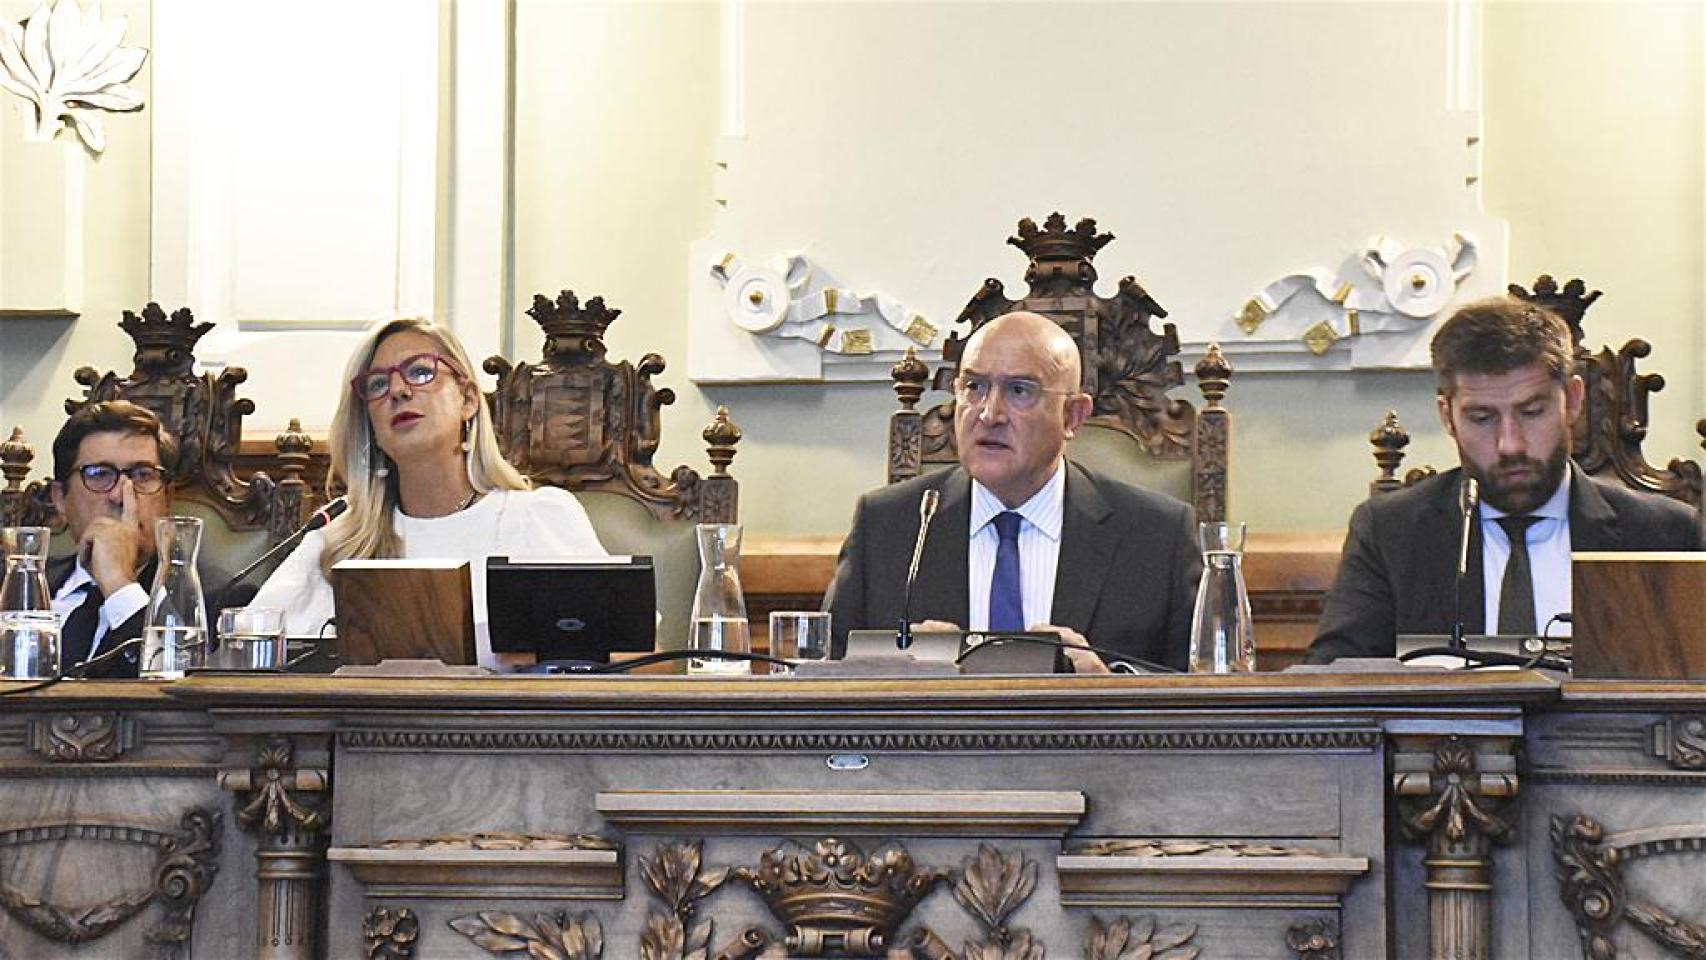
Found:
[697,406,742,524]
[887,347,929,484]
[268,418,315,541]
[219,735,330,960]
[1392,733,1518,960]
[1369,410,1411,495]
[1192,343,1232,523]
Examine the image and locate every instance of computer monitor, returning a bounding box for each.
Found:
[485,556,656,663]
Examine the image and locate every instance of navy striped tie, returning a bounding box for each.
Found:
[989,512,1024,632]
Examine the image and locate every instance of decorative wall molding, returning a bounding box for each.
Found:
[0,808,218,956]
[25,711,138,762]
[596,789,1084,838]
[329,833,623,900]
[1234,233,1478,357]
[709,250,938,368]
[339,728,1384,754]
[0,0,148,153]
[1057,839,1367,909]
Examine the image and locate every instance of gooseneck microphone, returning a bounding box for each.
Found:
[1451,476,1479,651]
[896,488,941,650]
[215,497,348,604]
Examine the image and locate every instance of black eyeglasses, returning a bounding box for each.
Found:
[351,353,459,402]
[73,463,167,494]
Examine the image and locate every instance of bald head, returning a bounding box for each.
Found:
[964,311,1083,393]
[953,311,1093,507]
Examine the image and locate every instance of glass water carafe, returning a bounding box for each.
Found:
[688,523,750,675]
[142,517,207,679]
[1,526,59,679]
[1188,521,1255,674]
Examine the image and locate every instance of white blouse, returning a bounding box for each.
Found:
[250,487,607,667]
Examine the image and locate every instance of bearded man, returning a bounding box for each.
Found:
[1307,298,1702,662]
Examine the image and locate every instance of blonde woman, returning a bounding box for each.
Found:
[251,318,606,665]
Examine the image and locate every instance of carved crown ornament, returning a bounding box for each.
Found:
[448,837,1202,960]
[66,302,303,537]
[485,290,741,524]
[0,0,148,153]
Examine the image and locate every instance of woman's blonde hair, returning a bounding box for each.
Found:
[320,318,529,574]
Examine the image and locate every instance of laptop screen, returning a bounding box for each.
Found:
[485,556,657,663]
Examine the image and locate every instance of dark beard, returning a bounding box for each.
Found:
[1470,444,1569,514]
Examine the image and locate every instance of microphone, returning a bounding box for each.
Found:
[896,488,941,650]
[215,497,348,605]
[1451,476,1479,651]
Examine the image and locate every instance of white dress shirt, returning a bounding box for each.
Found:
[50,562,150,656]
[1481,469,1572,635]
[967,460,1066,631]
[250,487,608,667]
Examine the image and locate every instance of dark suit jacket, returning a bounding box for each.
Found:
[47,554,148,679]
[824,461,1202,670]
[1307,463,1704,662]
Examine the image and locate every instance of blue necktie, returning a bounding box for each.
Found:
[989,511,1024,632]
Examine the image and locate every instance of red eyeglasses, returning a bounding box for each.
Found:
[351,353,460,402]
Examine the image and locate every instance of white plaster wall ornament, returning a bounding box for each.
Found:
[1235,233,1478,356]
[711,251,938,357]
[0,0,147,153]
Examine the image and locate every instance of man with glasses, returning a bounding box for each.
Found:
[45,401,177,678]
[825,311,1201,672]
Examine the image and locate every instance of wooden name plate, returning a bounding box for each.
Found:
[332,560,477,667]
[1572,552,1706,680]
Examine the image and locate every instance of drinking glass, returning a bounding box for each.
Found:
[213,606,287,670]
[768,611,832,672]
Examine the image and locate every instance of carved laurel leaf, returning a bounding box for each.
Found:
[964,929,1045,960]
[1084,915,1197,960]
[954,845,1037,933]
[640,913,687,960]
[0,0,148,152]
[447,911,603,959]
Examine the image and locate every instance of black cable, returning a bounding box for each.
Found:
[587,648,797,674]
[952,633,1182,674]
[0,636,145,696]
[1397,644,1569,673]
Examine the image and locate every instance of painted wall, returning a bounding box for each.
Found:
[0,0,151,475]
[1,1,1699,543]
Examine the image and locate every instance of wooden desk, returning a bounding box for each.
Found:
[745,532,1345,669]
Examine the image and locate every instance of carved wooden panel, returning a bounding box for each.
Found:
[0,808,219,957]
[889,214,1232,522]
[67,303,313,540]
[486,290,740,524]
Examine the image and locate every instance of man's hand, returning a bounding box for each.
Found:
[1031,624,1111,674]
[81,479,149,598]
[909,619,963,634]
